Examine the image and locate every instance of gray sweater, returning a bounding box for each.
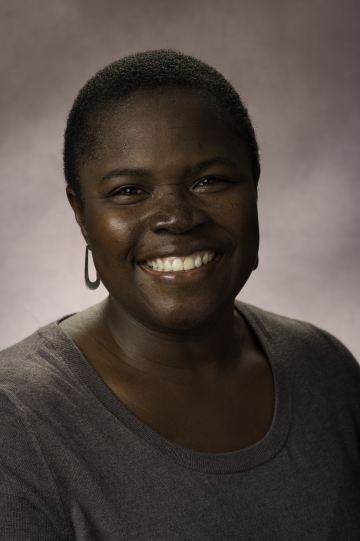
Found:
[0,301,359,540]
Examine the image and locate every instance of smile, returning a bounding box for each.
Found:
[145,251,216,273]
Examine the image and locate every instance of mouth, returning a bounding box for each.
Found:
[141,250,218,273]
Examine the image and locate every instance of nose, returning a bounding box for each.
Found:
[149,189,207,234]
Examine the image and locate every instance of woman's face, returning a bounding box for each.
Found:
[72,88,259,331]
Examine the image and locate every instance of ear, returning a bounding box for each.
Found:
[253,165,260,198]
[66,187,89,244]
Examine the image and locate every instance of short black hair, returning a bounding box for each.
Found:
[63,49,260,203]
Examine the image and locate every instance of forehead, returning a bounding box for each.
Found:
[101,87,229,128]
[79,88,250,182]
[95,88,237,149]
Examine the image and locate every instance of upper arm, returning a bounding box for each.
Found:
[0,391,68,541]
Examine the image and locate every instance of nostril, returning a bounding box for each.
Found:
[149,192,208,234]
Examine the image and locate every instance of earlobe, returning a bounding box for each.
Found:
[253,168,260,199]
[65,187,88,242]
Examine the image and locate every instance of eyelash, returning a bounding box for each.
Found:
[114,186,145,196]
[194,176,231,189]
[110,176,229,198]
[196,177,223,186]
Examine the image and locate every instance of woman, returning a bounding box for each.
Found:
[1,50,359,540]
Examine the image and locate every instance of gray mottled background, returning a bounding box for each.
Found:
[1,0,359,359]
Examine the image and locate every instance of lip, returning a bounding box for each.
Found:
[138,252,223,283]
[137,245,223,264]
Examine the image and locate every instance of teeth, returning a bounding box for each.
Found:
[195,255,202,267]
[156,258,164,271]
[183,256,195,270]
[172,258,184,271]
[145,251,216,273]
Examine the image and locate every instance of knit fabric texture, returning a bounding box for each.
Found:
[0,301,359,540]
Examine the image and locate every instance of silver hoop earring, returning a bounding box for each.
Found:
[85,245,100,290]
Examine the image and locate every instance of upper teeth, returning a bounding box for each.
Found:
[146,251,215,272]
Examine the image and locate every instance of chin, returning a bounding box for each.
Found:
[145,295,230,334]
[160,315,207,333]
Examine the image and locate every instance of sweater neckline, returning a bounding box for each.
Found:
[45,301,292,474]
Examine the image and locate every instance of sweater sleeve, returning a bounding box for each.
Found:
[311,326,360,440]
[0,391,68,541]
[316,327,360,382]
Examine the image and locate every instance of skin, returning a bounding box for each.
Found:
[61,88,275,452]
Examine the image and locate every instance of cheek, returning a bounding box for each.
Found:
[85,206,140,263]
[225,200,259,273]
[215,193,259,244]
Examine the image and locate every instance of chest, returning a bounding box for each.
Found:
[104,349,275,453]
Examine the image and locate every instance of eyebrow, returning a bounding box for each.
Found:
[101,168,149,182]
[100,156,237,183]
[185,156,237,175]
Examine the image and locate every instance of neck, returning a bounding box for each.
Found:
[100,296,245,382]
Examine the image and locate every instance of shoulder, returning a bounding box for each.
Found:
[237,301,360,447]
[0,319,82,409]
[0,326,51,386]
[236,300,360,395]
[0,325,72,538]
[236,300,357,361]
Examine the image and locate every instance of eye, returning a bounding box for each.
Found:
[197,177,219,186]
[107,185,149,205]
[116,186,144,196]
[109,185,147,197]
[193,176,231,192]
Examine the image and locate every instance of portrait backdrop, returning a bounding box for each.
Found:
[1,0,359,359]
